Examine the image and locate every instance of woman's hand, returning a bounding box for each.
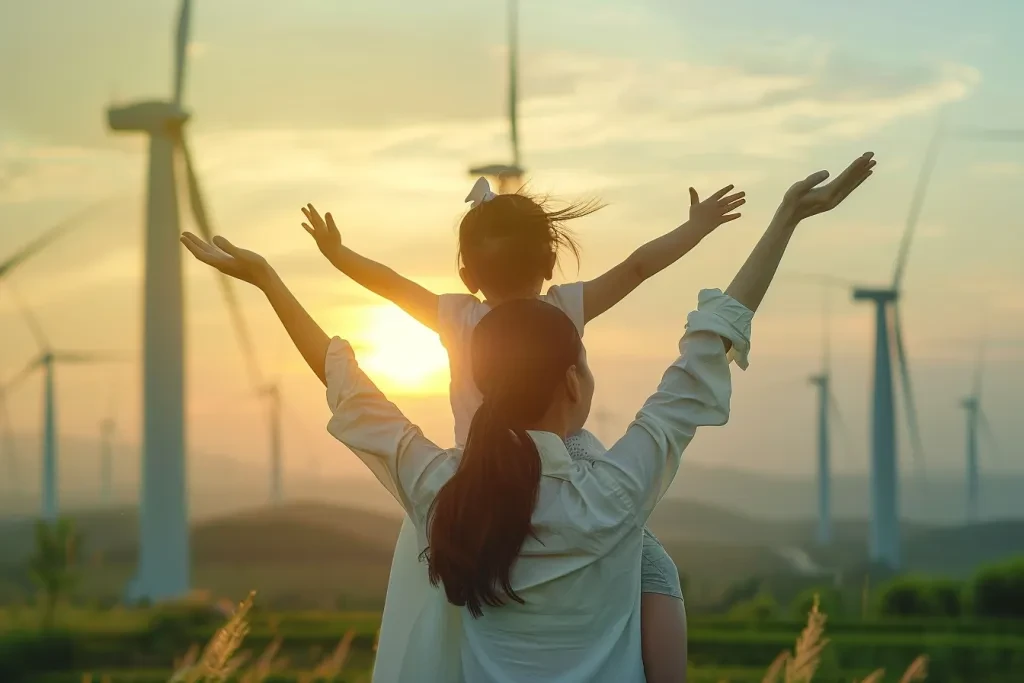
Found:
[301,204,343,263]
[180,232,271,288]
[779,152,876,223]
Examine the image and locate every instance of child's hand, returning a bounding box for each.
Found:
[301,203,343,262]
[688,185,746,235]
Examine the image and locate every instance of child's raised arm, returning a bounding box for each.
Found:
[302,204,440,331]
[581,185,745,323]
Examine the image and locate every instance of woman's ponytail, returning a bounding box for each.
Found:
[426,398,542,617]
[423,299,582,618]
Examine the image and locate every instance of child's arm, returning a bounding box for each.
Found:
[302,204,440,331]
[582,185,745,324]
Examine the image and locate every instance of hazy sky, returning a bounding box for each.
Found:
[2,0,1023,498]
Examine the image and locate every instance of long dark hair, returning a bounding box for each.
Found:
[425,299,583,617]
[458,191,602,297]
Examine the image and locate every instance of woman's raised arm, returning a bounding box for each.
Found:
[181,232,331,385]
[601,152,876,523]
[180,232,449,518]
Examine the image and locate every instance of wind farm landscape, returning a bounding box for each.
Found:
[3,0,1024,681]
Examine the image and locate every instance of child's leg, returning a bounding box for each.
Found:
[640,528,688,683]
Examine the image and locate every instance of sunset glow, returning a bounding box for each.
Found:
[348,304,451,396]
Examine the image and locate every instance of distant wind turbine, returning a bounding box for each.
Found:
[98,376,119,506]
[851,118,943,569]
[469,0,524,193]
[5,294,120,521]
[808,293,845,547]
[961,341,999,523]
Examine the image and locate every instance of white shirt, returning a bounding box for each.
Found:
[324,289,753,682]
[437,283,587,449]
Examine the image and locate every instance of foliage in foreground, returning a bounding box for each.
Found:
[149,593,927,683]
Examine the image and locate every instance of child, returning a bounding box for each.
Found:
[301,177,744,681]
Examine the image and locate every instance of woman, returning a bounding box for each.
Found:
[181,153,874,682]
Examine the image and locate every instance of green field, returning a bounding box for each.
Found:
[4,603,1024,683]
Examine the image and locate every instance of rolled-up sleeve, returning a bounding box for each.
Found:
[597,289,753,524]
[324,337,451,521]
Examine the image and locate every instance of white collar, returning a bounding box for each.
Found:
[527,431,574,481]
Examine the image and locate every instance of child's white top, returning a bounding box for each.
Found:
[436,282,587,448]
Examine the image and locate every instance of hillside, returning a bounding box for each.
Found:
[3,499,1024,610]
[4,432,1024,524]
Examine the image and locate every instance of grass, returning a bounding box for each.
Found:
[136,592,927,682]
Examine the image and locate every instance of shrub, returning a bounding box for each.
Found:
[970,557,1024,619]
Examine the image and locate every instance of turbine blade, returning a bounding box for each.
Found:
[6,356,42,391]
[827,390,854,462]
[0,197,112,281]
[893,303,927,473]
[973,338,986,397]
[173,0,192,105]
[507,0,520,168]
[51,351,126,364]
[179,135,263,390]
[893,114,946,289]
[5,283,49,350]
[978,410,1001,461]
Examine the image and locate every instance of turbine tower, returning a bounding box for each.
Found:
[851,122,941,568]
[0,381,16,504]
[6,297,118,521]
[469,0,524,193]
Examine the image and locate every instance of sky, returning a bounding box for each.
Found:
[2,0,1024,502]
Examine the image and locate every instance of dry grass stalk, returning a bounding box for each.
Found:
[80,675,93,683]
[762,651,791,683]
[784,595,829,683]
[858,670,885,683]
[169,590,257,683]
[240,635,287,683]
[899,655,929,683]
[298,629,356,682]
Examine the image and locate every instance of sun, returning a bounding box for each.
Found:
[347,305,451,395]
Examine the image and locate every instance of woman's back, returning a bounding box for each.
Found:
[325,289,752,681]
[459,432,647,682]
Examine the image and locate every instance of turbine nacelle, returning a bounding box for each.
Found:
[107,100,189,134]
[961,396,979,411]
[852,287,898,304]
[808,373,829,387]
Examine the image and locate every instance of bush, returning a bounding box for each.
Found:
[727,592,779,622]
[970,557,1024,619]
[876,577,964,619]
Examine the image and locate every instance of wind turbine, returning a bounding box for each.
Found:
[98,377,119,506]
[5,295,119,521]
[105,0,239,600]
[961,342,998,523]
[808,294,845,547]
[851,123,940,569]
[469,0,524,193]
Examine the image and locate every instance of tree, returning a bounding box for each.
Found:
[28,518,81,629]
[970,557,1024,619]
